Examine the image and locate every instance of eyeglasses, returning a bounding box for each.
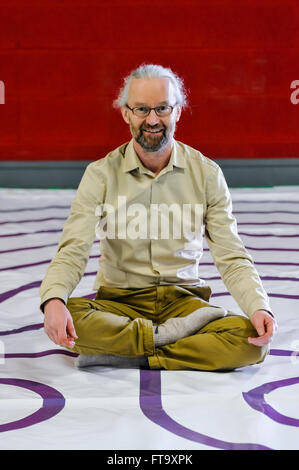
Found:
[125,104,177,117]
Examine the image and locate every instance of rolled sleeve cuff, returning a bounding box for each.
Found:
[247,300,274,319]
[40,288,69,313]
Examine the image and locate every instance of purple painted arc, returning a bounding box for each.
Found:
[203,275,299,282]
[0,378,65,432]
[0,205,71,213]
[0,323,44,336]
[232,200,299,204]
[233,210,299,214]
[0,241,99,255]
[0,254,99,272]
[0,259,52,272]
[248,248,299,252]
[139,370,272,450]
[4,349,78,359]
[0,229,62,238]
[212,291,299,300]
[237,222,299,226]
[0,277,97,304]
[238,232,299,238]
[0,217,66,226]
[0,242,58,255]
[0,280,42,303]
[269,349,296,357]
[243,376,299,427]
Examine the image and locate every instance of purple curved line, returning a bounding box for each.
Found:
[234,210,299,214]
[204,275,299,283]
[0,205,70,213]
[212,291,299,300]
[238,222,299,226]
[0,217,66,226]
[139,370,271,450]
[239,232,299,238]
[0,278,96,304]
[0,229,62,238]
[0,292,96,335]
[0,323,44,336]
[269,349,296,356]
[0,254,99,272]
[251,248,299,252]
[215,291,299,300]
[268,293,299,299]
[255,261,299,265]
[243,376,299,427]
[232,200,299,204]
[4,349,78,358]
[0,242,58,255]
[0,241,99,255]
[0,378,65,432]
[0,281,41,303]
[0,259,52,271]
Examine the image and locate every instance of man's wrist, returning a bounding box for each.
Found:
[42,297,65,313]
[253,309,274,318]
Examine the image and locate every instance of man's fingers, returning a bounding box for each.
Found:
[46,328,75,348]
[58,332,75,348]
[248,333,273,346]
[66,317,78,339]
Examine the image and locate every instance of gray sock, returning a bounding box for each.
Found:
[75,353,149,369]
[153,306,228,347]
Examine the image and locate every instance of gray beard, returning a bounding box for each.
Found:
[136,127,169,152]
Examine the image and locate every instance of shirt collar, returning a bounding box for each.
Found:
[122,139,187,174]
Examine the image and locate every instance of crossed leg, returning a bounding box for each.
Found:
[66,290,268,371]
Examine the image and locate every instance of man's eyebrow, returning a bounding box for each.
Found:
[132,101,169,107]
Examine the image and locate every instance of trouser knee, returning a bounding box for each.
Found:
[234,317,270,367]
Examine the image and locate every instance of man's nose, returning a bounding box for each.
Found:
[145,109,160,126]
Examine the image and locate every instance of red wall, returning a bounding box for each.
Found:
[0,0,299,160]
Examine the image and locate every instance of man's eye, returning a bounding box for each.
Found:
[156,106,167,112]
[137,107,149,113]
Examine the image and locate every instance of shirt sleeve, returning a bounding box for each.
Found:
[204,165,273,319]
[39,162,105,312]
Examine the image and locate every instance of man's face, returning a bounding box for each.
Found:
[121,77,182,152]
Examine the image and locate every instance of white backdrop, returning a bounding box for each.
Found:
[0,186,298,450]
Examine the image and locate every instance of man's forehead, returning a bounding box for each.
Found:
[127,77,176,104]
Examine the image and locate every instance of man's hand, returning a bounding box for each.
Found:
[248,309,278,347]
[44,298,78,349]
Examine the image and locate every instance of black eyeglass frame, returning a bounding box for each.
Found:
[125,104,177,117]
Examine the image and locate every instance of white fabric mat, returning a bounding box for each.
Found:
[0,186,299,450]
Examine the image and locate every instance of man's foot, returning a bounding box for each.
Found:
[153,306,228,347]
[75,353,149,369]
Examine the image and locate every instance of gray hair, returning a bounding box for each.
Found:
[113,64,188,109]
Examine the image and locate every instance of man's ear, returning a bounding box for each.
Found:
[175,106,182,122]
[120,106,130,124]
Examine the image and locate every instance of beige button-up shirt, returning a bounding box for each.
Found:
[40,139,272,319]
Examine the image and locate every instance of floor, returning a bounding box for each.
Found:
[0,186,298,450]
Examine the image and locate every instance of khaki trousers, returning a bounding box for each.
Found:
[66,285,269,371]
